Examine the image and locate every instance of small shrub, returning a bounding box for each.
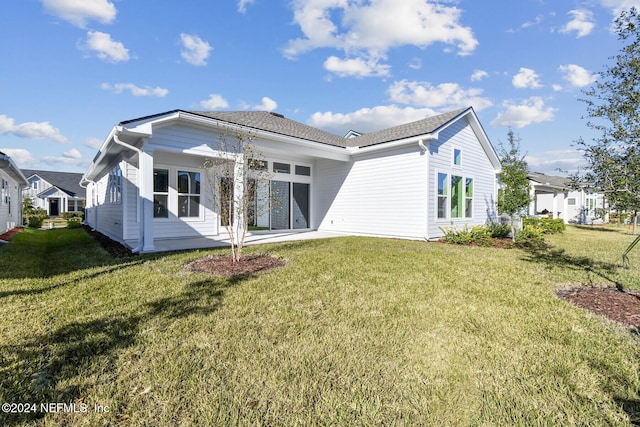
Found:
[488,223,511,238]
[514,226,547,249]
[67,217,83,229]
[522,217,565,234]
[441,225,494,246]
[441,225,473,245]
[25,208,48,228]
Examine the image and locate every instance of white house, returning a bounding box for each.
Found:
[81,107,501,253]
[528,172,607,224]
[22,170,85,217]
[0,151,28,234]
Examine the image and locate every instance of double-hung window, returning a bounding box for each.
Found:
[153,169,169,218]
[437,173,448,219]
[178,171,201,218]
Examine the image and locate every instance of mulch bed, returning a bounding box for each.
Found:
[82,225,134,258]
[184,253,286,277]
[0,227,23,243]
[556,287,640,330]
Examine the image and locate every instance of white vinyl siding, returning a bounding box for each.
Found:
[0,171,21,233]
[428,118,497,238]
[90,168,124,243]
[317,145,426,239]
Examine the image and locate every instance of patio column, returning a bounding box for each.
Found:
[139,148,155,252]
[529,185,537,215]
[552,192,559,219]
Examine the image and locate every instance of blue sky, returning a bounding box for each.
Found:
[0,0,635,175]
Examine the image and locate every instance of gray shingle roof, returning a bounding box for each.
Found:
[528,172,570,189]
[189,111,351,147]
[124,109,470,149]
[351,108,467,148]
[22,169,85,198]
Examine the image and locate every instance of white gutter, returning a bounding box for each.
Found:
[350,132,439,155]
[0,152,28,185]
[113,130,144,253]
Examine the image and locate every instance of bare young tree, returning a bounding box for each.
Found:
[204,124,276,262]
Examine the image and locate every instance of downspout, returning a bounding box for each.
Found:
[418,133,438,241]
[113,132,144,253]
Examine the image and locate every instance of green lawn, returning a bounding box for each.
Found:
[1,226,640,426]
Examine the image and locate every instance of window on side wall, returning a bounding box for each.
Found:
[153,169,169,218]
[437,173,448,219]
[453,149,461,166]
[177,171,201,218]
[465,178,473,218]
[451,176,464,218]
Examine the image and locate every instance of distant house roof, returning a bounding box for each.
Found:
[528,172,570,190]
[22,169,85,198]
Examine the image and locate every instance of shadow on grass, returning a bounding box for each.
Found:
[520,245,624,290]
[616,398,640,426]
[0,271,254,425]
[572,225,628,233]
[0,259,146,300]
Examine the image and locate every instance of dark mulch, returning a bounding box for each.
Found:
[556,287,640,330]
[0,227,23,243]
[82,225,134,258]
[184,253,286,277]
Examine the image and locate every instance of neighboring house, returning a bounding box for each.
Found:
[22,169,86,217]
[82,107,502,253]
[528,172,607,224]
[0,151,28,234]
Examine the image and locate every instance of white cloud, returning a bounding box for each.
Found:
[308,105,440,135]
[558,64,598,88]
[237,0,255,13]
[253,97,278,112]
[0,148,35,166]
[199,94,229,110]
[42,149,88,167]
[180,33,212,66]
[470,69,489,81]
[101,83,169,97]
[599,0,640,17]
[408,58,422,70]
[42,0,116,28]
[387,79,493,111]
[85,137,102,149]
[64,148,82,159]
[490,97,557,128]
[284,0,478,77]
[82,31,129,63]
[522,15,544,29]
[0,115,67,143]
[323,55,391,78]
[512,67,542,89]
[560,9,595,38]
[526,150,585,174]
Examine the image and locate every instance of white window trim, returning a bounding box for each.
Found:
[435,170,474,222]
[452,147,462,168]
[153,164,205,222]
